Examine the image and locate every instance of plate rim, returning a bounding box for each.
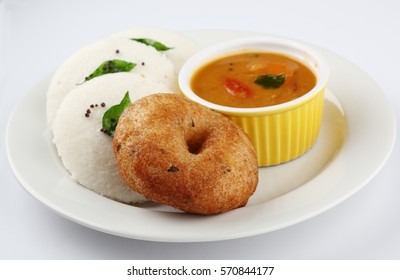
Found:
[6,29,397,242]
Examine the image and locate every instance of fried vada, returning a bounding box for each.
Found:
[113,94,258,215]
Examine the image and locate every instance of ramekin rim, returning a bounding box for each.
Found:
[178,36,330,114]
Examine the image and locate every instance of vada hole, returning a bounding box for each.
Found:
[187,133,207,155]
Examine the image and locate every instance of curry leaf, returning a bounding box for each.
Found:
[102,92,131,137]
[84,60,136,82]
[131,38,173,51]
[254,74,286,89]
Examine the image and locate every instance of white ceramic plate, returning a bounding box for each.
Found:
[6,30,396,242]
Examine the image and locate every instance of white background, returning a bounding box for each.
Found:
[1,0,399,259]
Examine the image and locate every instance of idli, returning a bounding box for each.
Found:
[113,27,198,70]
[47,36,177,125]
[52,72,171,204]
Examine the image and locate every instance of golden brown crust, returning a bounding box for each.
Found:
[113,94,258,215]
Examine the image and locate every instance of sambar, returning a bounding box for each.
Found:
[190,52,316,108]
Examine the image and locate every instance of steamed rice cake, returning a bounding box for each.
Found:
[52,73,171,204]
[47,36,177,125]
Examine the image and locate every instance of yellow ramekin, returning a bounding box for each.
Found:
[178,37,329,166]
